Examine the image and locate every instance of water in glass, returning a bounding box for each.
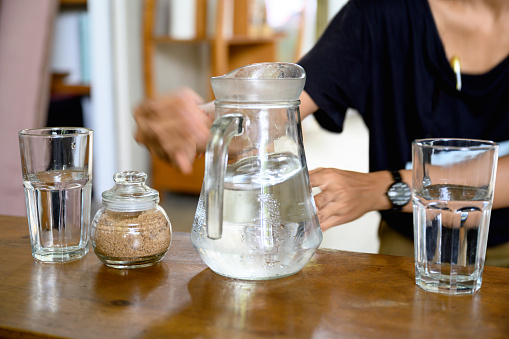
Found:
[413,184,491,294]
[24,169,91,262]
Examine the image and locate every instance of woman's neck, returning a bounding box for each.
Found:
[429,0,509,74]
[440,0,509,15]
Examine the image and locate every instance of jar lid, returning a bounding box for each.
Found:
[102,171,159,212]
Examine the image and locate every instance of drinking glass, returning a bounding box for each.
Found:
[412,138,498,294]
[19,127,93,262]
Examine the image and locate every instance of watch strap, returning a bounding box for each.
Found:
[389,170,402,183]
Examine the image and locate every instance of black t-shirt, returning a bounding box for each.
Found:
[298,0,509,246]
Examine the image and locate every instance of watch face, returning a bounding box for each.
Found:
[388,182,412,206]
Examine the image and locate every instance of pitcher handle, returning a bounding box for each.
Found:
[205,113,244,239]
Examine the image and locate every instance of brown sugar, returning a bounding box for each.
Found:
[92,208,171,260]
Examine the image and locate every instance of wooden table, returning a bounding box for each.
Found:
[1,215,508,338]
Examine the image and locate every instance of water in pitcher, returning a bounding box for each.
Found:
[24,169,91,262]
[413,184,492,294]
[192,152,322,280]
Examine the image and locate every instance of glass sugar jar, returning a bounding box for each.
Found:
[91,171,172,269]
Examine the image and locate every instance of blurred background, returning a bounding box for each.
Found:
[0,0,379,253]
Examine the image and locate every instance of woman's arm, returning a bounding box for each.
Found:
[299,90,319,119]
[310,155,509,232]
[493,155,509,209]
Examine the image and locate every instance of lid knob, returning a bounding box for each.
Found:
[102,171,159,211]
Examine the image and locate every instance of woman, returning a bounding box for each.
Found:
[135,0,509,266]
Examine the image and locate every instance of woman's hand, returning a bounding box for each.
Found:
[134,88,213,174]
[309,168,394,231]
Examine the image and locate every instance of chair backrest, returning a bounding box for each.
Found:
[0,0,58,216]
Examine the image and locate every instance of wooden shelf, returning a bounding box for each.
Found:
[228,33,285,45]
[152,36,209,44]
[152,33,284,45]
[142,0,285,196]
[59,0,87,5]
[51,84,90,96]
[151,38,284,50]
[51,73,90,96]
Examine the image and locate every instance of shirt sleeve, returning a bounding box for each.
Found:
[298,0,372,133]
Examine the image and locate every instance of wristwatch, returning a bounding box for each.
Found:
[386,170,411,211]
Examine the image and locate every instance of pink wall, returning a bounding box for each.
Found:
[0,0,57,216]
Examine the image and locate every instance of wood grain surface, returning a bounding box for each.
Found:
[1,215,508,338]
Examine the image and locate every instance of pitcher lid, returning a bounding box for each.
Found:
[211,62,306,102]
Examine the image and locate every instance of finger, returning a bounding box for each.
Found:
[317,201,349,227]
[319,214,344,231]
[313,185,343,210]
[309,168,329,188]
[174,152,194,175]
[313,192,329,210]
[149,129,194,174]
[152,121,197,165]
[198,101,215,121]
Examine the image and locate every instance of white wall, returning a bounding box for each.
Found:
[125,1,151,174]
[88,0,150,200]
[111,0,150,175]
[88,0,118,199]
[328,0,349,19]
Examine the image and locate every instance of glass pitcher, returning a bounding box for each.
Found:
[191,63,323,280]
